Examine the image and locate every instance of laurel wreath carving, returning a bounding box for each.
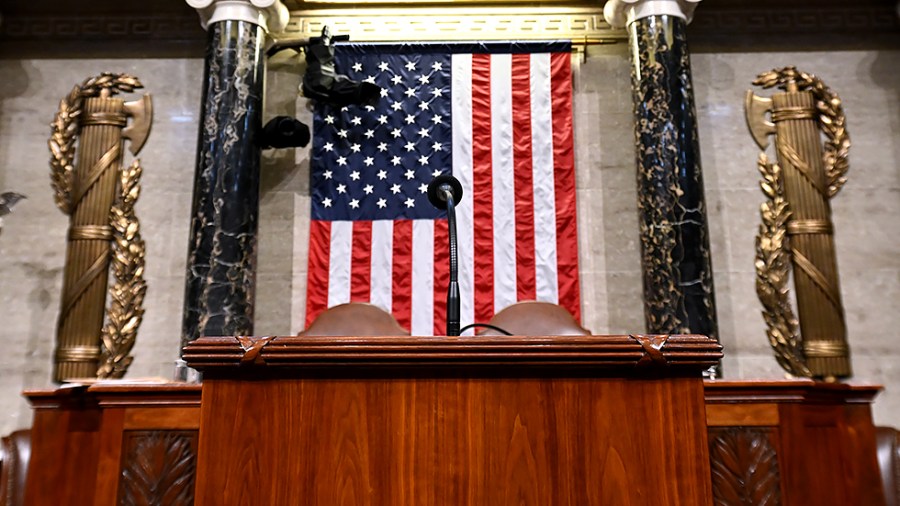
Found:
[754,154,811,377]
[97,160,147,378]
[709,428,782,506]
[753,66,850,198]
[119,431,197,505]
[49,72,146,379]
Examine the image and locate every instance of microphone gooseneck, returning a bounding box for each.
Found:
[427,175,463,336]
[445,192,460,336]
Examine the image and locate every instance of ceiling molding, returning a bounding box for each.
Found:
[279,7,621,44]
[0,0,897,58]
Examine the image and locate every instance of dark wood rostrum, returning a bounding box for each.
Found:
[20,337,884,505]
[185,334,720,505]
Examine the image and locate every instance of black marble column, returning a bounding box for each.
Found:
[628,16,719,349]
[181,20,265,349]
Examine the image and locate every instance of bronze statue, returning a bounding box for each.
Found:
[49,73,152,382]
[745,67,851,380]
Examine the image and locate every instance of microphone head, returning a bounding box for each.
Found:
[427,174,463,210]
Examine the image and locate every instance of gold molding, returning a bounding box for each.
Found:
[279,7,622,43]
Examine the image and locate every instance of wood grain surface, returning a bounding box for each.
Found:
[778,403,885,506]
[25,404,103,505]
[23,383,201,506]
[196,376,713,505]
[705,379,885,506]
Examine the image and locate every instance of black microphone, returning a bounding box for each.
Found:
[260,116,310,149]
[427,175,463,336]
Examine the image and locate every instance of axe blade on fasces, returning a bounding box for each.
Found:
[744,90,775,151]
[122,94,153,155]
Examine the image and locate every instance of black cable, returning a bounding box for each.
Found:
[457,323,513,336]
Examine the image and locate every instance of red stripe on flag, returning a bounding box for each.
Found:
[432,219,449,335]
[350,221,372,302]
[392,220,413,331]
[471,53,494,323]
[550,52,581,322]
[305,220,331,327]
[512,53,536,302]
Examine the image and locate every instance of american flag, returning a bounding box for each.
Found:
[305,42,580,335]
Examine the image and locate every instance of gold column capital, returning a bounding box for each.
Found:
[186,0,289,32]
[603,0,700,29]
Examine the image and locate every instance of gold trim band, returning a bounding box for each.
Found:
[772,107,816,122]
[82,111,128,127]
[787,219,833,235]
[55,346,102,361]
[804,341,849,358]
[69,225,113,241]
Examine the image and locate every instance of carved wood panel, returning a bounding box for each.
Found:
[709,427,782,506]
[118,430,198,506]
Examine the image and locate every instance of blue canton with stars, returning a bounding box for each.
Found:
[311,45,452,221]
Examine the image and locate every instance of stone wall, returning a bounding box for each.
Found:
[0,46,897,434]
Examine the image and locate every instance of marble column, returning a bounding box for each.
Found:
[180,0,288,356]
[604,0,719,360]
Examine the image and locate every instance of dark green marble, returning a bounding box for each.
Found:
[628,16,718,349]
[182,20,265,348]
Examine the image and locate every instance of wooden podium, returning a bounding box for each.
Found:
[21,346,885,506]
[183,334,722,505]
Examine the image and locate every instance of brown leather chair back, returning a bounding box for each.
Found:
[478,301,590,336]
[877,426,900,506]
[299,302,409,336]
[0,429,31,506]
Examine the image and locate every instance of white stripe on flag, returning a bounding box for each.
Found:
[327,220,352,307]
[491,53,517,312]
[451,53,475,334]
[411,220,434,335]
[530,53,559,303]
[370,219,393,313]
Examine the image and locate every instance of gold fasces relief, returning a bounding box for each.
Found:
[49,73,152,382]
[745,66,851,380]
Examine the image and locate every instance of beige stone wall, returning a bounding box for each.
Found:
[0,47,897,435]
